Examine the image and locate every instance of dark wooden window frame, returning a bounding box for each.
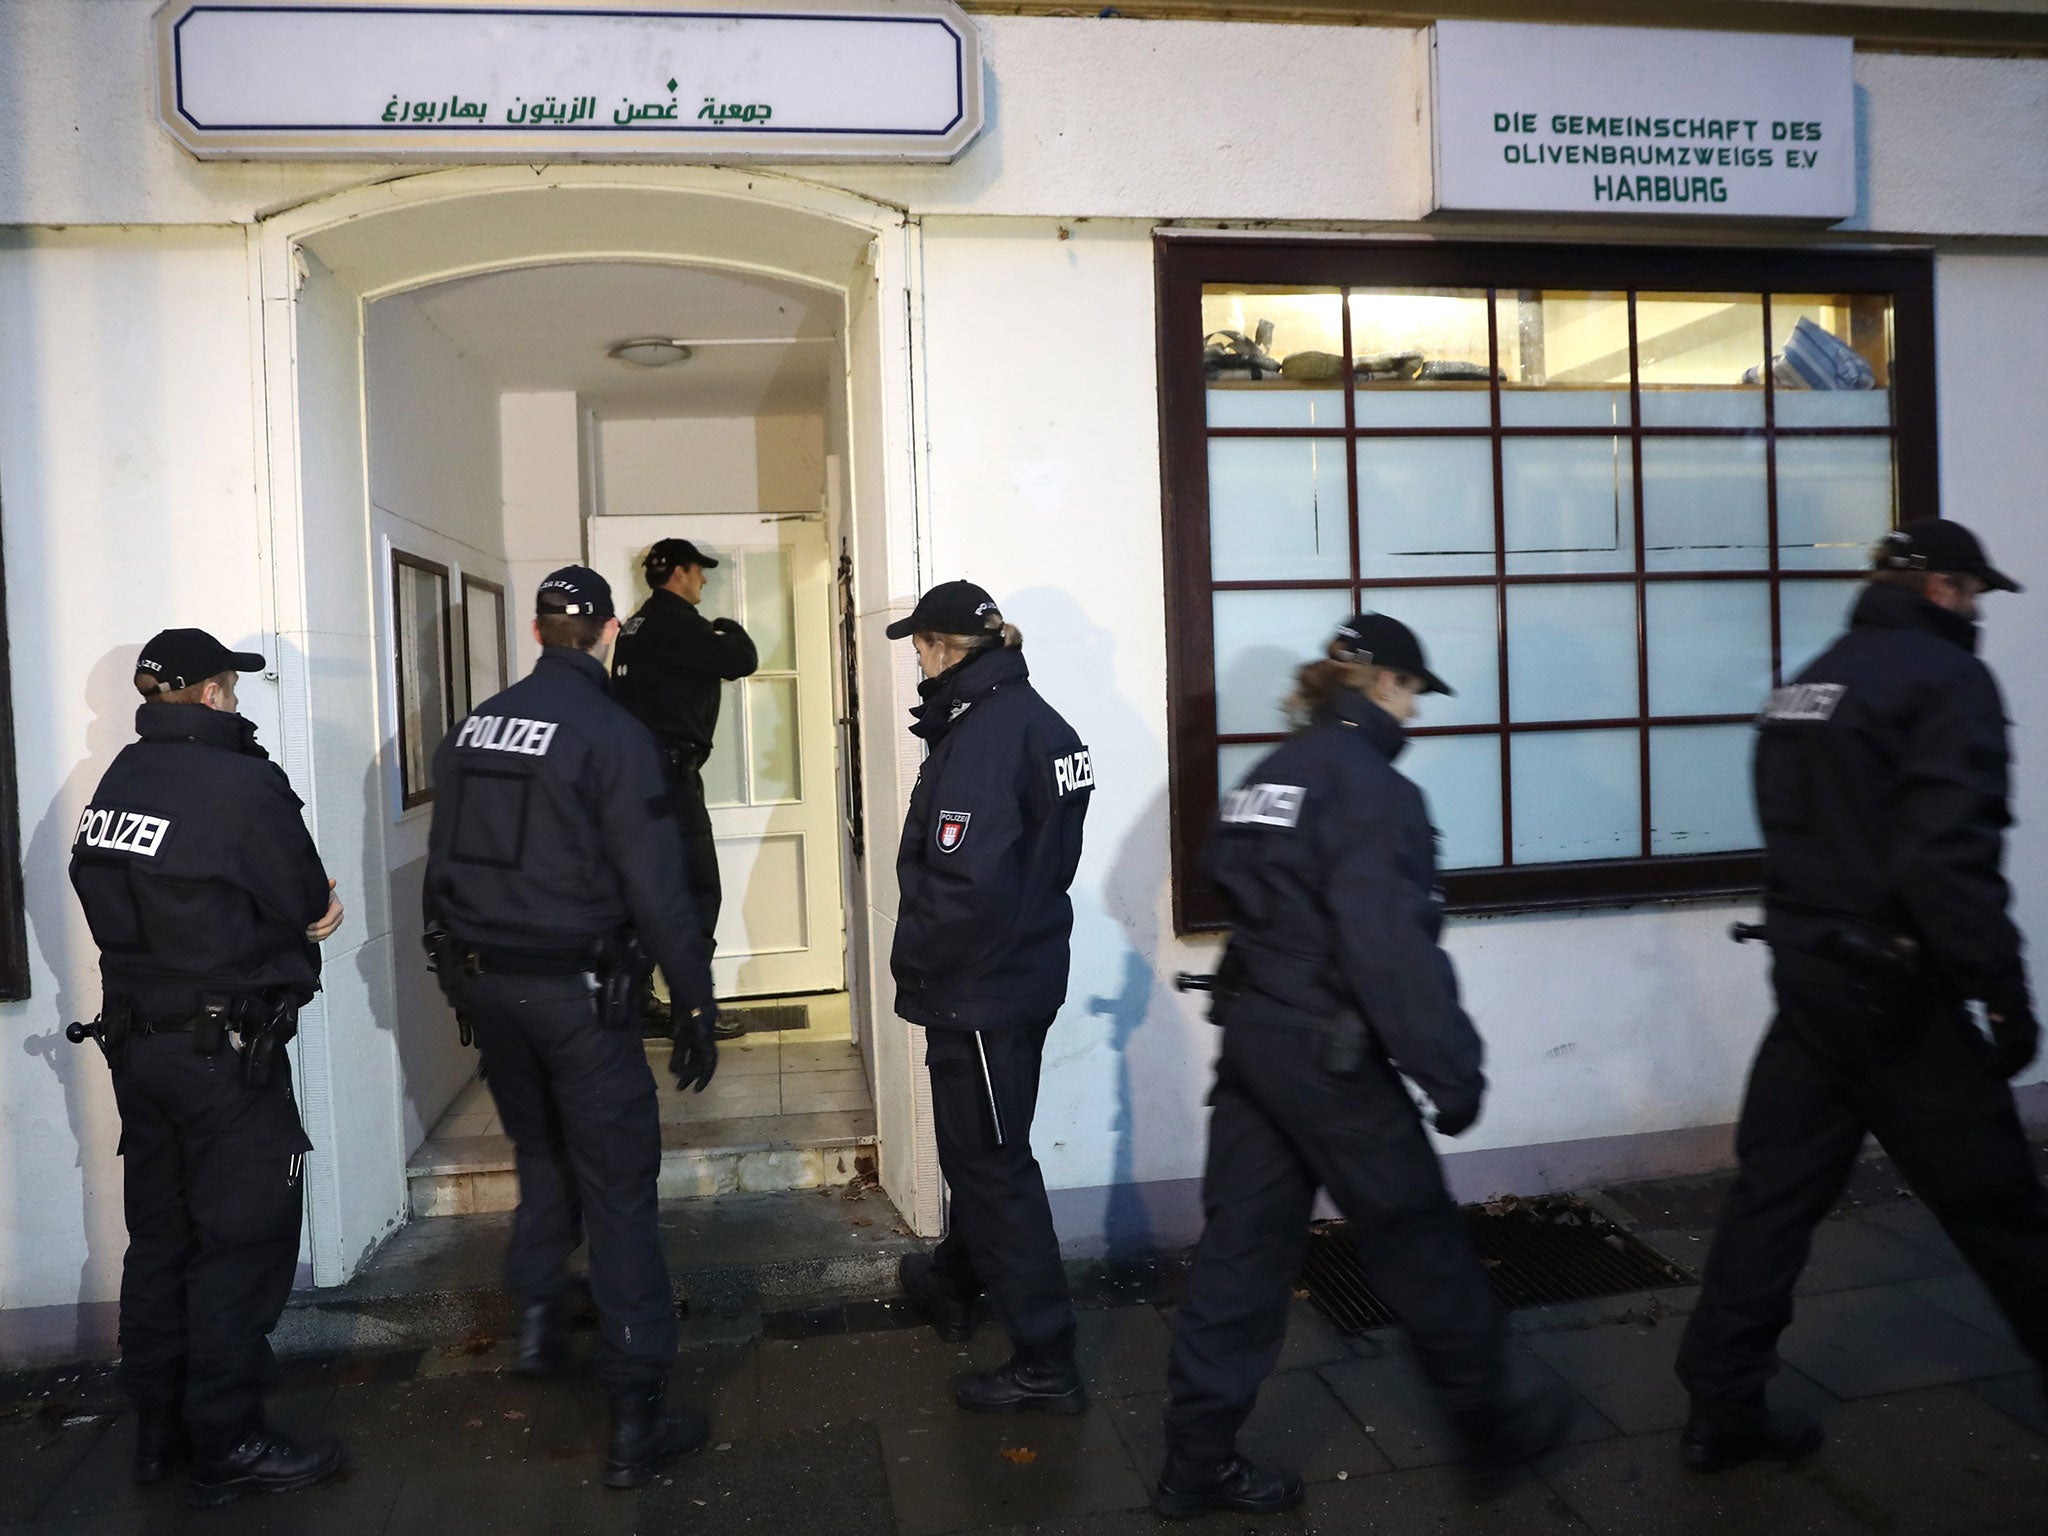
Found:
[392,549,455,812]
[1159,237,1938,931]
[459,573,509,715]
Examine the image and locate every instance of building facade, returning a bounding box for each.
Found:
[2,0,2047,1358]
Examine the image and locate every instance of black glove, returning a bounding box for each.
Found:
[1431,1092,1481,1138]
[1986,993,2039,1079]
[668,1003,720,1093]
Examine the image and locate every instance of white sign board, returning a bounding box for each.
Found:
[1431,21,1855,220]
[154,0,983,162]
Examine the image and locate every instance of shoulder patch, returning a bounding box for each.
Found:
[621,616,645,636]
[75,805,175,858]
[1760,683,1846,724]
[1053,748,1094,796]
[1219,782,1307,829]
[936,810,972,853]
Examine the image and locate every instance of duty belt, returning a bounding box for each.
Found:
[461,943,596,978]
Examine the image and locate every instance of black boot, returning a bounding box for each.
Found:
[1681,1401,1823,1473]
[1463,1380,1574,1488]
[605,1384,709,1490]
[186,1431,346,1508]
[132,1406,190,1485]
[1152,1453,1305,1519]
[899,1253,979,1343]
[513,1299,565,1379]
[953,1345,1087,1416]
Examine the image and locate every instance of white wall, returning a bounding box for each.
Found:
[363,292,506,1156]
[500,391,583,679]
[594,415,827,520]
[4,8,2048,240]
[0,227,273,1326]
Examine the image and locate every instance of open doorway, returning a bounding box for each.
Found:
[359,259,874,1221]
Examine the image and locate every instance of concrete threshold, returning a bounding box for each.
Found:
[276,1181,923,1360]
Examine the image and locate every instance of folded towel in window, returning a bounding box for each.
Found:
[1780,316,1877,391]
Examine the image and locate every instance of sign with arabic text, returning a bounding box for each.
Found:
[153,0,983,162]
[1431,21,1855,220]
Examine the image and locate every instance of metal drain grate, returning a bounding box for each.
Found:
[1298,1196,1694,1335]
[721,1004,809,1035]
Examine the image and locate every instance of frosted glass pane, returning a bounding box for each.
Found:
[748,676,800,803]
[1404,735,1503,871]
[1357,438,1495,579]
[1510,730,1640,864]
[742,548,796,671]
[1506,584,1637,722]
[1354,388,1490,428]
[1218,743,1272,801]
[1212,589,1351,737]
[1651,724,1761,855]
[463,584,505,712]
[1359,585,1499,727]
[1776,437,1894,570]
[1503,438,1634,575]
[1207,387,1346,428]
[1779,580,1856,678]
[702,679,745,807]
[1209,439,1349,582]
[1776,391,1891,428]
[1501,389,1630,428]
[1640,388,1766,428]
[1643,438,1769,571]
[1646,582,1772,717]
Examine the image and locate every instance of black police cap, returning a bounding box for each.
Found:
[644,537,719,574]
[886,580,1002,641]
[536,566,616,619]
[136,628,265,693]
[1875,519,2021,593]
[1332,612,1454,696]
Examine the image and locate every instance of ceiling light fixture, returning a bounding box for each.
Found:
[607,337,694,367]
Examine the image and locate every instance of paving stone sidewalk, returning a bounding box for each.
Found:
[5,1167,2046,1536]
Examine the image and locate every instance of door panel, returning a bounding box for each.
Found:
[588,513,846,998]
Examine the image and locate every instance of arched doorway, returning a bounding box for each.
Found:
[251,167,940,1285]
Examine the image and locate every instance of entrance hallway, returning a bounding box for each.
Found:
[407,995,875,1217]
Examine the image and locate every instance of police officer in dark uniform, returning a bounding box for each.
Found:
[611,537,757,1036]
[423,567,722,1490]
[1155,614,1568,1519]
[887,581,1095,1414]
[1675,519,2047,1472]
[68,628,347,1507]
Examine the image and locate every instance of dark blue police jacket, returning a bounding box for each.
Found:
[69,703,329,1017]
[1205,690,1484,1116]
[1756,580,2026,1015]
[423,645,713,1015]
[892,645,1093,1031]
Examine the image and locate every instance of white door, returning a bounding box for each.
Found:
[588,513,846,999]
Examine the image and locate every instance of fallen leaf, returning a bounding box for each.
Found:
[1290,1286,1311,1300]
[999,1446,1038,1465]
[850,1217,873,1228]
[503,1410,525,1421]
[465,1418,484,1429]
[443,1332,496,1357]
[1603,1234,1627,1252]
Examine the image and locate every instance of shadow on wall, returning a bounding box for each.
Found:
[1005,585,1196,1259]
[19,646,152,1338]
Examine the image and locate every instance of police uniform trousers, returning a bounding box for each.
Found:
[113,1034,311,1454]
[467,971,677,1392]
[651,754,721,1011]
[925,1019,1077,1355]
[1164,1012,1509,1464]
[1678,952,2048,1409]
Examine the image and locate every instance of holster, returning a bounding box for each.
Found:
[595,929,652,1032]
[235,990,301,1089]
[422,922,476,1047]
[93,994,136,1069]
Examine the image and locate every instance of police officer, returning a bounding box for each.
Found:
[68,628,347,1507]
[887,581,1094,1413]
[423,567,722,1490]
[1675,519,2048,1471]
[1155,614,1568,1519]
[611,537,757,1036]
